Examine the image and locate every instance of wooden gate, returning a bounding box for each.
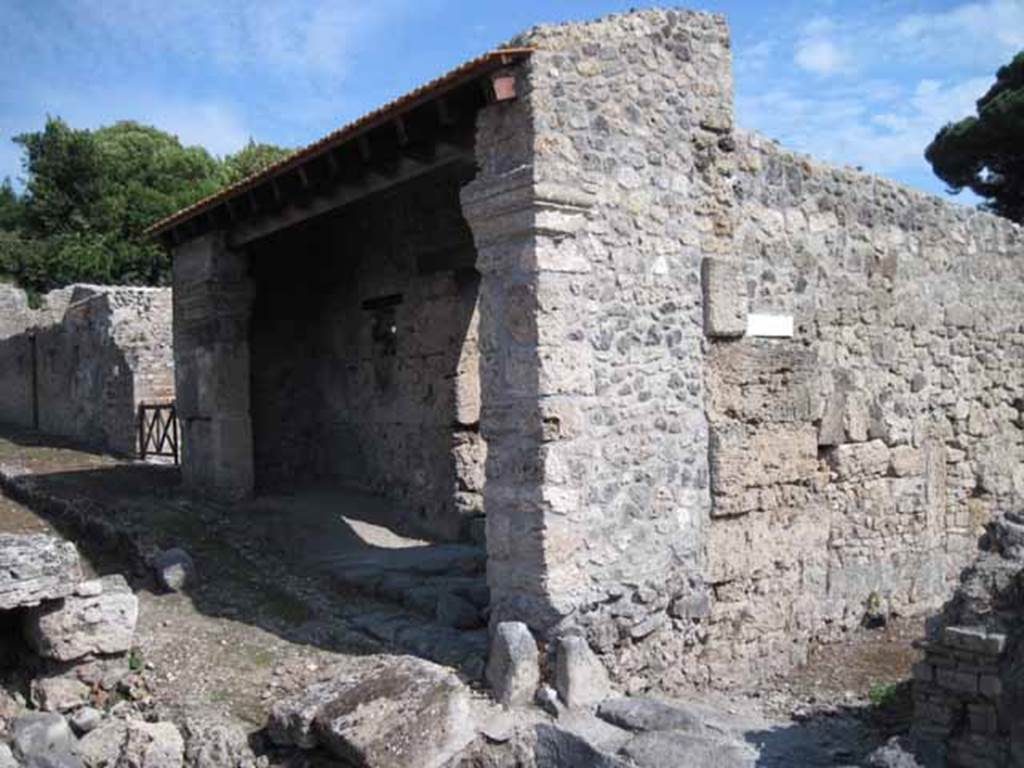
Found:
[138,403,179,464]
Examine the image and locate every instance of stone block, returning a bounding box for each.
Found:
[827,440,890,481]
[710,423,818,495]
[555,635,611,709]
[942,626,1007,656]
[701,258,747,338]
[24,575,138,661]
[30,678,90,713]
[486,622,540,707]
[268,656,475,766]
[0,534,81,610]
[978,675,1003,698]
[936,668,978,696]
[889,445,924,477]
[706,341,817,424]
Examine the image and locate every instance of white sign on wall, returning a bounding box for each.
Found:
[746,313,794,338]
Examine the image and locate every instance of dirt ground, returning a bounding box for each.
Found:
[0,427,923,764]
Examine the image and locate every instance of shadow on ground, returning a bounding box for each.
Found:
[0,426,489,679]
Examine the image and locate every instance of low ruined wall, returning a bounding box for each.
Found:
[693,132,1024,687]
[0,284,174,455]
[911,512,1024,766]
[248,166,484,542]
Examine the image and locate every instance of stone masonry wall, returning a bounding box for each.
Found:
[0,283,174,455]
[694,131,1024,688]
[247,166,484,542]
[464,9,734,690]
[469,8,1024,696]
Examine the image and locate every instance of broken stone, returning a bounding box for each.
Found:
[11,712,77,762]
[80,720,183,768]
[24,575,138,661]
[486,621,540,707]
[181,713,255,768]
[555,635,611,709]
[68,708,102,736]
[0,534,81,610]
[151,548,194,593]
[269,656,476,767]
[596,698,704,733]
[121,721,185,768]
[865,736,927,767]
[73,581,103,598]
[30,678,90,713]
[533,723,628,768]
[535,685,561,718]
[617,731,755,768]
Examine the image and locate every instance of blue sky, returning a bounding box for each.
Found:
[1,0,1022,203]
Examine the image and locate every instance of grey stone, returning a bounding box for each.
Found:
[23,752,84,768]
[120,722,185,768]
[269,656,476,767]
[941,626,1006,656]
[80,720,183,768]
[617,731,755,767]
[533,724,628,768]
[151,549,194,593]
[0,534,81,610]
[866,737,928,767]
[74,581,104,598]
[24,575,138,661]
[78,720,128,768]
[555,636,611,709]
[30,677,90,713]
[596,697,704,733]
[181,714,255,768]
[68,708,103,736]
[435,592,482,630]
[701,258,747,338]
[12,712,77,760]
[486,621,540,707]
[0,744,17,768]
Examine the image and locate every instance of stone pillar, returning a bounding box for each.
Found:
[461,74,596,634]
[171,232,254,499]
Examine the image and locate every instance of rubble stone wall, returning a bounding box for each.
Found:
[468,8,1024,695]
[696,133,1024,687]
[0,283,174,455]
[248,166,484,542]
[465,9,733,685]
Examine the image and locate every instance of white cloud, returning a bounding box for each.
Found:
[794,18,851,76]
[739,74,992,176]
[895,0,1024,60]
[735,0,1020,195]
[66,0,384,80]
[144,102,253,158]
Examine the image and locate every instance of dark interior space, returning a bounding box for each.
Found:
[247,163,485,543]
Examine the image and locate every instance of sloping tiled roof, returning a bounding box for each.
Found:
[145,47,532,238]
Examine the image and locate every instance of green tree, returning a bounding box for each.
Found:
[221,139,291,185]
[0,178,22,231]
[2,117,288,294]
[926,51,1024,223]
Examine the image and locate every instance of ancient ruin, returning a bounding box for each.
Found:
[0,6,1019,767]
[147,6,1024,698]
[0,284,174,456]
